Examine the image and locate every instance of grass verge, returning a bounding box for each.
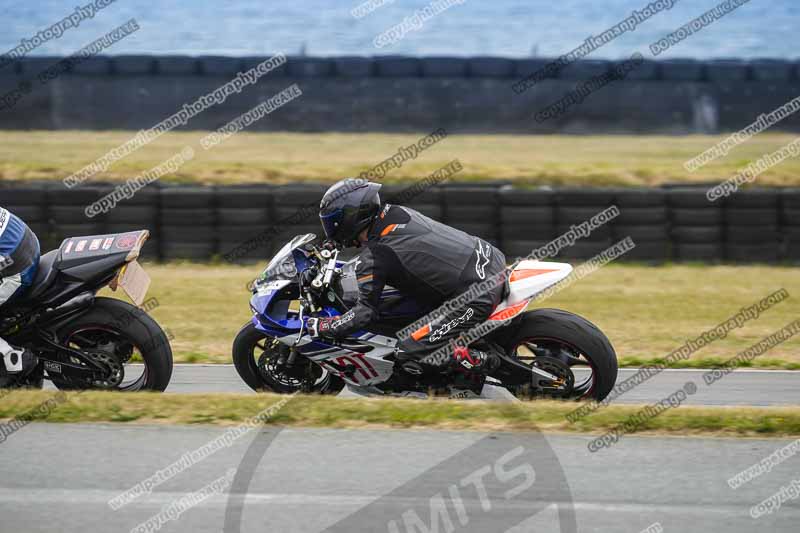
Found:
[2,391,799,438]
[3,130,800,187]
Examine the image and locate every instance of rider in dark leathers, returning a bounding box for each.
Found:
[307,179,507,377]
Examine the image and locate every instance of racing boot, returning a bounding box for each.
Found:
[0,337,37,376]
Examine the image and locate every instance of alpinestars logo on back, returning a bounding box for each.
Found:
[474,241,492,279]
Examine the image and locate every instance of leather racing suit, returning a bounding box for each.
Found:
[0,207,40,370]
[313,204,507,363]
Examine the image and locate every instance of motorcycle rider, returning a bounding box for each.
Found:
[0,207,40,377]
[306,178,507,379]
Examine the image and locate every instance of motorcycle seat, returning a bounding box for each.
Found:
[21,231,149,302]
[25,249,59,300]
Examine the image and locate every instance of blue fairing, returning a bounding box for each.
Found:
[250,292,300,332]
[251,234,424,342]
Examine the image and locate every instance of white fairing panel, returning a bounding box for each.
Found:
[308,333,397,387]
[497,260,573,310]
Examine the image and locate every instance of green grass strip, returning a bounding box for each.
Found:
[1,391,799,437]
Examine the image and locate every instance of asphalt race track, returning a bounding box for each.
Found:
[43,364,800,407]
[21,365,800,532]
[0,425,797,532]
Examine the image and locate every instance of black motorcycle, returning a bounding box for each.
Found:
[0,230,172,392]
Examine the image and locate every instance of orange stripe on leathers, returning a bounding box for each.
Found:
[411,324,431,341]
[380,224,398,237]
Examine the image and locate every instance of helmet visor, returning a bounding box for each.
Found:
[319,208,343,241]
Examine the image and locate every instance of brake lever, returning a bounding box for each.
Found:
[295,300,306,343]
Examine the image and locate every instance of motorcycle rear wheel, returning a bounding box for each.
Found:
[52,297,173,392]
[496,308,618,401]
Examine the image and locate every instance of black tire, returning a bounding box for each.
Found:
[500,224,556,242]
[617,241,670,262]
[405,204,442,219]
[442,187,498,204]
[557,240,614,259]
[725,208,776,226]
[497,308,618,401]
[556,224,612,241]
[671,208,722,225]
[160,187,215,208]
[217,207,269,225]
[500,206,554,225]
[106,206,158,224]
[161,208,215,226]
[556,206,611,224]
[726,189,778,208]
[53,224,104,241]
[5,205,46,221]
[725,243,780,263]
[782,208,800,225]
[49,206,96,224]
[613,225,668,241]
[667,188,713,207]
[671,225,722,243]
[498,187,554,206]
[781,189,800,209]
[161,242,215,261]
[53,297,173,391]
[216,186,273,208]
[726,225,779,244]
[273,185,327,206]
[0,187,48,204]
[614,189,665,208]
[557,189,616,206]
[502,240,551,258]
[675,243,723,261]
[446,205,495,221]
[232,322,344,394]
[615,207,667,225]
[447,223,497,242]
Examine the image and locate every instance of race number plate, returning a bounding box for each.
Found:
[116,260,151,306]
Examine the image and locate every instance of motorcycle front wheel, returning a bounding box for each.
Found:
[232,322,344,394]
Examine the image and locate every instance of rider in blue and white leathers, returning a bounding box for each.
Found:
[0,207,40,374]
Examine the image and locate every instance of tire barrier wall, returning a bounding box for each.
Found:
[1,56,799,133]
[1,182,798,264]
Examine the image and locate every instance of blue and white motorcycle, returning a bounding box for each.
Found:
[232,234,618,401]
